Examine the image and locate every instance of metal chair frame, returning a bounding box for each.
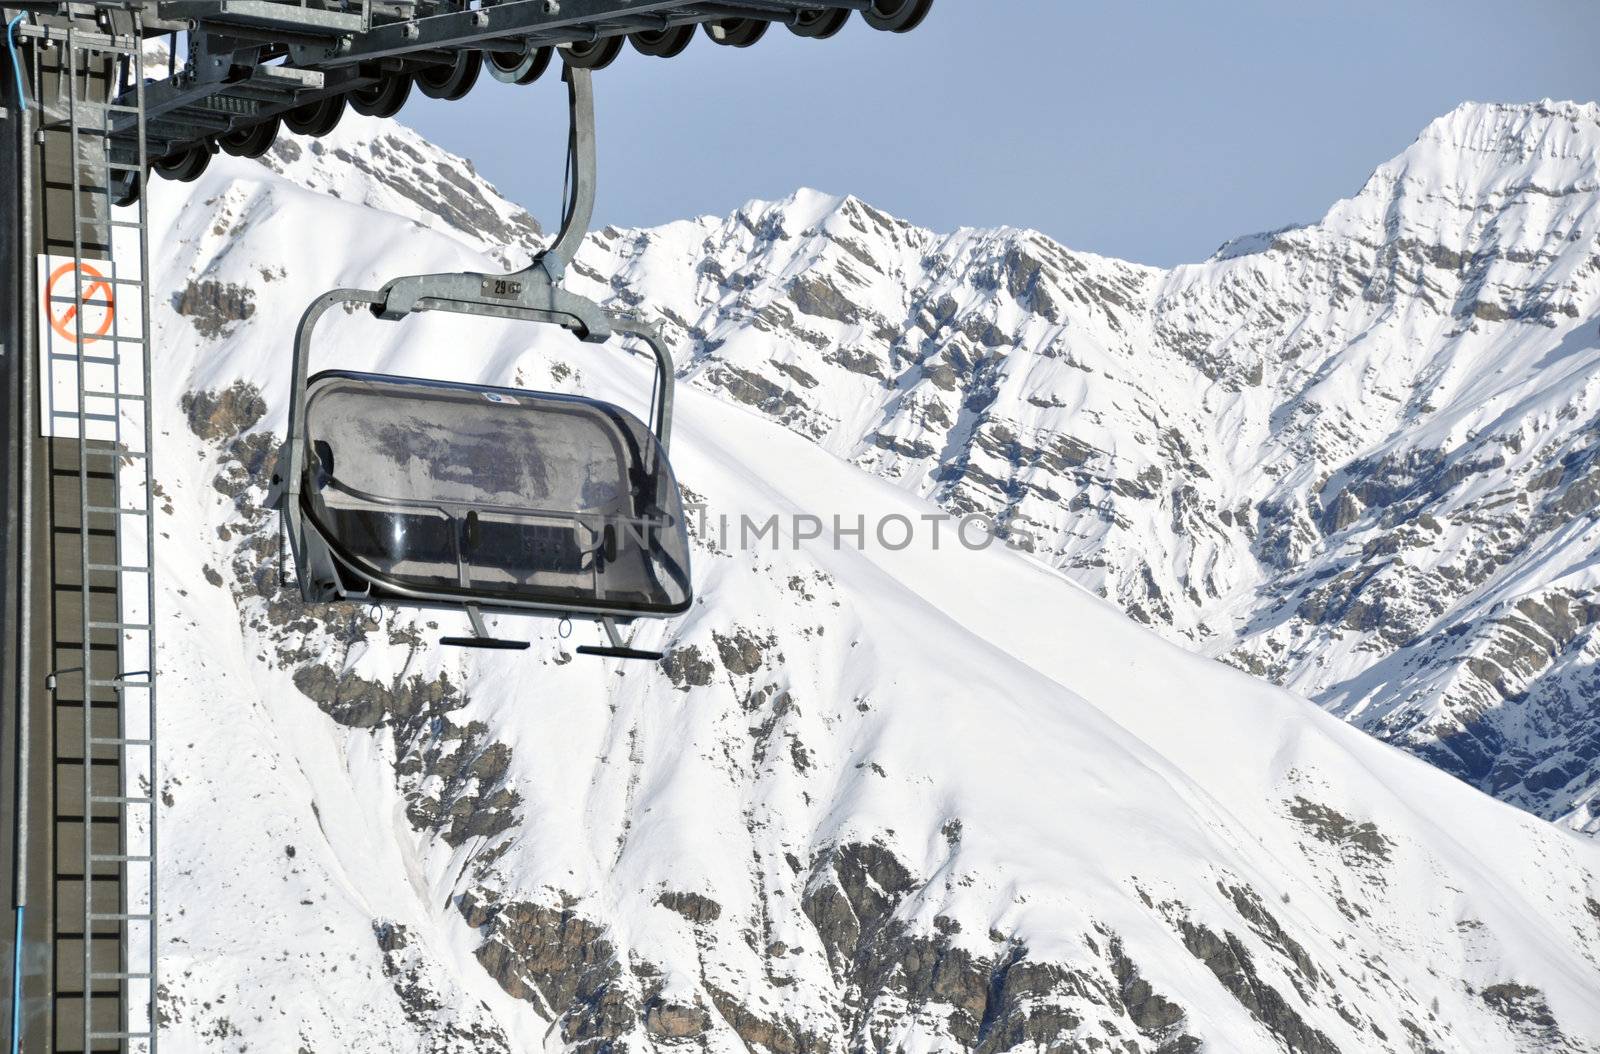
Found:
[280,68,686,651]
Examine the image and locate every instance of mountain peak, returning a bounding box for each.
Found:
[1378,97,1599,190]
[1426,97,1600,136]
[731,187,850,235]
[1302,97,1600,263]
[1405,99,1600,180]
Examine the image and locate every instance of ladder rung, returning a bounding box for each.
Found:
[109,218,144,228]
[107,160,144,172]
[89,737,152,746]
[89,853,151,862]
[44,274,148,289]
[87,563,150,573]
[81,390,148,401]
[89,912,153,921]
[80,447,147,459]
[89,795,153,805]
[54,931,125,942]
[56,754,124,767]
[86,623,152,633]
[84,507,149,517]
[54,814,121,825]
[47,695,106,711]
[53,988,126,1000]
[45,299,115,312]
[90,1029,153,1039]
[90,972,151,981]
[53,410,119,423]
[45,332,144,345]
[87,677,152,687]
[51,352,122,366]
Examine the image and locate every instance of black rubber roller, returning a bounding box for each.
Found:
[111,169,143,207]
[350,71,413,117]
[415,50,482,100]
[220,116,279,158]
[285,94,346,136]
[561,34,624,70]
[487,45,553,85]
[154,141,212,183]
[630,24,695,57]
[703,17,768,47]
[789,7,851,38]
[864,0,932,32]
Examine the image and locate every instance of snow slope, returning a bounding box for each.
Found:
[545,101,1600,837]
[134,111,1600,1052]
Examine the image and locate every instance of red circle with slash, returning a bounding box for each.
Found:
[46,261,116,344]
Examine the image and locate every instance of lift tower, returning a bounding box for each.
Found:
[4,11,159,1053]
[1,1,931,1049]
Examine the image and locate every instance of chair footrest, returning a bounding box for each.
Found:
[576,645,663,662]
[440,636,529,651]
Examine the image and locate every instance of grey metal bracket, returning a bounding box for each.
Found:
[160,0,368,34]
[370,67,599,329]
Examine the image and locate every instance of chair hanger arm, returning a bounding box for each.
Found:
[523,66,596,281]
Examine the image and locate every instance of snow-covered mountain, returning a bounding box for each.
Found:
[545,100,1600,838]
[138,103,1600,1052]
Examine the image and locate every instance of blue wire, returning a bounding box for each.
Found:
[8,906,20,1054]
[5,14,26,112]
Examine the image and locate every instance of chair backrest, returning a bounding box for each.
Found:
[300,370,692,617]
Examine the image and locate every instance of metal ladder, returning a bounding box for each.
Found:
[32,18,159,1053]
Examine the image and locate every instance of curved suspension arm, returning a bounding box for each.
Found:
[530,66,596,281]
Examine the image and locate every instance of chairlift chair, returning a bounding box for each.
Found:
[279,68,691,660]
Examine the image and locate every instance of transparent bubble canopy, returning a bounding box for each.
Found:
[300,371,692,616]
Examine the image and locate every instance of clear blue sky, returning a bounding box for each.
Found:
[401,0,1600,267]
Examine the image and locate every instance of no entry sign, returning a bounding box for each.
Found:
[35,254,146,441]
[45,260,117,344]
